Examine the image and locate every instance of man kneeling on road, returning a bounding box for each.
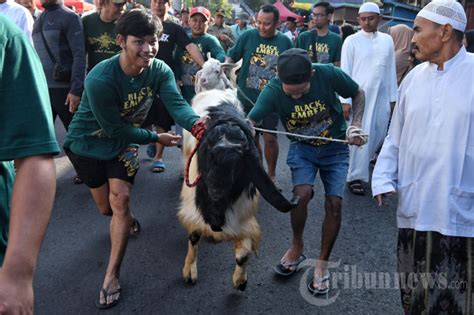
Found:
[64,9,206,309]
[248,48,365,295]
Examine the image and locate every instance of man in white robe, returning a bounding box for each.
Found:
[340,2,397,195]
[372,0,474,312]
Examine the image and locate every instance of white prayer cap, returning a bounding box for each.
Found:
[417,0,467,32]
[358,2,380,14]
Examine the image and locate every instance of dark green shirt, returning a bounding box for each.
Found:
[0,16,60,265]
[296,30,342,64]
[175,33,226,103]
[64,55,199,159]
[227,29,293,111]
[82,12,121,72]
[248,64,358,146]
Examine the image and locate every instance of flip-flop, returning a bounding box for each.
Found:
[95,287,121,310]
[146,143,157,158]
[273,254,307,276]
[130,217,141,237]
[307,273,330,295]
[152,160,166,173]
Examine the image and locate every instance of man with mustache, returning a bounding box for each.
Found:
[372,0,474,312]
[63,9,205,309]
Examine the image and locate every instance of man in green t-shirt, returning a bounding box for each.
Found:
[175,5,226,103]
[248,48,365,295]
[0,15,60,313]
[82,0,126,72]
[296,2,342,66]
[64,9,206,309]
[226,4,293,185]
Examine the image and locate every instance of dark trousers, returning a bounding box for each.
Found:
[49,88,73,131]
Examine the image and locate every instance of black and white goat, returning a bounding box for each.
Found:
[178,63,297,290]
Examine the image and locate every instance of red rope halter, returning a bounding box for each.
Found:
[185,122,206,187]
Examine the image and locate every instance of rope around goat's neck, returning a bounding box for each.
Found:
[253,126,369,145]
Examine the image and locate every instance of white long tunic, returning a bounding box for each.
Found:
[372,47,474,237]
[340,30,398,182]
[0,0,34,43]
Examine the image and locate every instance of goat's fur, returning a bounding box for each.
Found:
[178,88,296,290]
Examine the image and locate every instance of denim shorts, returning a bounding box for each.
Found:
[286,141,349,197]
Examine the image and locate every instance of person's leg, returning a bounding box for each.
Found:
[263,132,278,180]
[49,88,73,131]
[313,143,349,286]
[261,113,279,181]
[98,178,132,306]
[280,184,312,266]
[280,143,317,267]
[149,98,173,173]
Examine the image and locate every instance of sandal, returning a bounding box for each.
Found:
[152,160,166,173]
[273,254,307,276]
[130,217,141,237]
[348,180,365,195]
[95,287,121,309]
[307,272,330,295]
[146,143,157,158]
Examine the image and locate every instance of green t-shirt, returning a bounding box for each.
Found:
[248,64,358,146]
[64,55,199,160]
[296,30,342,64]
[82,12,121,72]
[175,33,226,103]
[227,29,293,111]
[0,16,60,265]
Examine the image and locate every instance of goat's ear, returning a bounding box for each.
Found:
[195,70,203,94]
[220,72,233,89]
[220,63,238,70]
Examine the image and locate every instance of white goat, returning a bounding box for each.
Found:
[194,53,238,93]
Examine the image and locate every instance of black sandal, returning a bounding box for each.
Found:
[349,180,365,195]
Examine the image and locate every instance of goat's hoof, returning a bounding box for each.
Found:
[236,281,247,291]
[184,276,197,285]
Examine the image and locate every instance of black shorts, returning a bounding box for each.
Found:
[65,147,139,188]
[143,97,174,131]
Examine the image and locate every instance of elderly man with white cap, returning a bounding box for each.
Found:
[340,1,398,196]
[372,0,474,312]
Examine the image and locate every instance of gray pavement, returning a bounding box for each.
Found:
[34,122,401,314]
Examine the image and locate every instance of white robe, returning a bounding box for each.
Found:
[340,30,398,182]
[372,47,474,237]
[0,0,34,43]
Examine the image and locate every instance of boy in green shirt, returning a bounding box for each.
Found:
[64,9,205,309]
[248,48,365,295]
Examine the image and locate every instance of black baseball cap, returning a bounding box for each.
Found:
[277,48,312,84]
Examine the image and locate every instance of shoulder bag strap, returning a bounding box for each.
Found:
[311,30,318,63]
[39,11,58,64]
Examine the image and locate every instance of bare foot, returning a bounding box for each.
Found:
[312,260,329,289]
[280,244,304,268]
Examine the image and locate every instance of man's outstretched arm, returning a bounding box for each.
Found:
[0,155,56,314]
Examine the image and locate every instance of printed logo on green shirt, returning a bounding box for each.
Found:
[88,33,119,54]
[247,44,279,91]
[309,43,330,64]
[287,100,333,145]
[181,44,202,86]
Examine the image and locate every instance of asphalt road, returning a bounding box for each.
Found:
[33,122,401,314]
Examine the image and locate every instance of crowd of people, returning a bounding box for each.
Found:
[1,0,474,313]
